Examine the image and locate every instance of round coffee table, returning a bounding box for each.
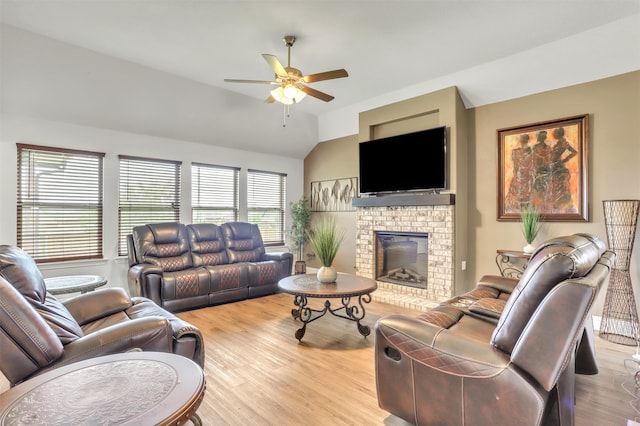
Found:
[0,352,205,425]
[44,275,107,295]
[278,273,377,341]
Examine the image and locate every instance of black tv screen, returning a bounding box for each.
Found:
[359,126,447,194]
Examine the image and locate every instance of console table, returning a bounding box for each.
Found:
[495,250,531,279]
[0,352,205,425]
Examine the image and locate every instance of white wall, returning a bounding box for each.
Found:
[0,24,307,292]
[0,113,303,291]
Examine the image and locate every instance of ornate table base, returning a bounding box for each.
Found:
[278,273,378,341]
[290,293,373,341]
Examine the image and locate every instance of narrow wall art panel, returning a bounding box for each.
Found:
[311,177,358,212]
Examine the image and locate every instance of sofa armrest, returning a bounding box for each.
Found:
[63,288,132,326]
[264,251,294,277]
[376,314,510,376]
[127,263,164,302]
[34,316,174,376]
[128,297,205,367]
[264,251,293,262]
[476,275,519,294]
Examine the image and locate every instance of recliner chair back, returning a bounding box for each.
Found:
[132,222,193,271]
[221,222,267,263]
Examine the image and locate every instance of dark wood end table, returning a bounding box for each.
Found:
[0,352,205,426]
[278,273,378,341]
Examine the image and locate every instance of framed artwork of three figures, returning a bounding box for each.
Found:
[497,114,589,221]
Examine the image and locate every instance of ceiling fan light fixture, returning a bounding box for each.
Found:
[283,84,298,99]
[270,85,306,104]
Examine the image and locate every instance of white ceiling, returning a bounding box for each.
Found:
[1,1,639,158]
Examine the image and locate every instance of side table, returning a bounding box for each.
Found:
[44,275,107,295]
[0,352,205,425]
[495,250,531,279]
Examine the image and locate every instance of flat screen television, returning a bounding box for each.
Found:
[359,126,447,194]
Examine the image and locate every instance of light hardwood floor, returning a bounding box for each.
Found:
[178,293,640,425]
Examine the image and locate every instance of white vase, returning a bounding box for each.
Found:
[317,266,337,283]
[523,243,536,254]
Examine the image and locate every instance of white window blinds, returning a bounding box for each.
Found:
[191,163,239,224]
[118,155,181,255]
[17,144,104,263]
[247,169,286,245]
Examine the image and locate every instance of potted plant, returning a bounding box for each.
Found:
[306,216,345,283]
[289,195,312,274]
[520,204,542,254]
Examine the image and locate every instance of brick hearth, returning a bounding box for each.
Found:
[355,203,455,311]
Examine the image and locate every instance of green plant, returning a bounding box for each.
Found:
[306,217,345,267]
[289,195,312,262]
[520,204,542,244]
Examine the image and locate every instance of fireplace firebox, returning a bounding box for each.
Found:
[375,232,428,289]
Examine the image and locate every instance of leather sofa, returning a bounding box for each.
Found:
[127,221,294,312]
[0,245,204,387]
[374,233,615,426]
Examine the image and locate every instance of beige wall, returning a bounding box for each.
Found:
[306,71,640,315]
[472,71,640,314]
[303,134,359,273]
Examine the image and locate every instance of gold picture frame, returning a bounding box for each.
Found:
[497,114,589,221]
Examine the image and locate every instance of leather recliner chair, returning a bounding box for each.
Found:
[375,233,615,426]
[0,245,205,387]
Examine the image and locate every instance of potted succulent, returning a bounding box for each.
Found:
[306,216,345,283]
[520,204,542,254]
[289,195,312,274]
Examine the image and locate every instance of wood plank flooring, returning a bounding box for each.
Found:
[178,293,640,425]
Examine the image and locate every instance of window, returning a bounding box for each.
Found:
[17,144,104,263]
[191,163,239,224]
[247,169,286,245]
[118,155,181,255]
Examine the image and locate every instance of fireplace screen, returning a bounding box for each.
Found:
[375,232,428,289]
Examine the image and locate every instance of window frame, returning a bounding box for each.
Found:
[118,155,182,256]
[191,162,240,224]
[16,143,105,263]
[247,168,286,246]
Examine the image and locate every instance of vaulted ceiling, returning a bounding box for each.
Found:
[1,1,639,158]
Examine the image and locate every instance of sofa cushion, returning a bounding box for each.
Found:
[187,223,229,266]
[0,245,83,344]
[132,222,193,272]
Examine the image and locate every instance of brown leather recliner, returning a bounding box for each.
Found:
[0,245,205,387]
[375,233,615,426]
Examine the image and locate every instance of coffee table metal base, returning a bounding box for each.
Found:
[278,273,377,341]
[291,294,373,341]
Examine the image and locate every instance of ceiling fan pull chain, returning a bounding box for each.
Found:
[282,104,287,127]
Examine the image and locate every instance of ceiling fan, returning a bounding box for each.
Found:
[224,35,348,105]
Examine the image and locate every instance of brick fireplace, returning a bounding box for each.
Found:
[354,196,455,311]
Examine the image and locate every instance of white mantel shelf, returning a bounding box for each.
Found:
[352,193,455,207]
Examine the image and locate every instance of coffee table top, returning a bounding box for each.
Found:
[44,274,107,295]
[0,352,205,426]
[278,273,377,298]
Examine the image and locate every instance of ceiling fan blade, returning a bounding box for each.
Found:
[265,95,276,103]
[262,54,288,78]
[224,79,279,85]
[299,85,335,102]
[303,69,349,83]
